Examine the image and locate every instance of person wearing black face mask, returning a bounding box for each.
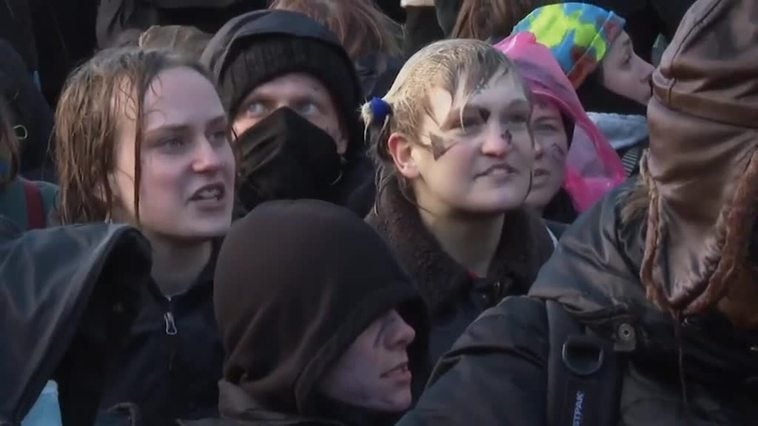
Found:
[201,10,376,216]
[235,108,344,211]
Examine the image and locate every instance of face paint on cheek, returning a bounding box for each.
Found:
[546,142,567,163]
[429,133,457,160]
[501,129,512,145]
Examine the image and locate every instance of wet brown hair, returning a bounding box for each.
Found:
[452,0,541,41]
[360,39,527,202]
[55,47,217,225]
[0,96,19,186]
[269,0,402,60]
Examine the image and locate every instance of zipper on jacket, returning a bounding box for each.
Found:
[164,296,179,371]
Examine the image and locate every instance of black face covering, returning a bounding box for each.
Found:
[235,108,343,212]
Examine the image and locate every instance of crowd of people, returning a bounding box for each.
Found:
[1,0,755,425]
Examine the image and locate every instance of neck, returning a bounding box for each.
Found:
[146,233,213,297]
[418,207,504,277]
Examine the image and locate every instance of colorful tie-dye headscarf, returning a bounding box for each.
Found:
[511,3,625,89]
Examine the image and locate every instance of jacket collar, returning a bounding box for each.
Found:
[367,179,551,316]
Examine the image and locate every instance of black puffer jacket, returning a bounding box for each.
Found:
[398,180,758,426]
[0,224,151,425]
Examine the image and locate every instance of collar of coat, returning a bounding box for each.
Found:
[366,179,553,316]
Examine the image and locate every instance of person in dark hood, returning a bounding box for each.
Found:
[187,199,428,426]
[201,9,375,216]
[53,48,236,424]
[268,0,404,99]
[362,39,554,366]
[396,0,758,424]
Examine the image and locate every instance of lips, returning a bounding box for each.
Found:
[477,163,518,178]
[381,361,411,380]
[189,182,226,203]
[533,168,550,178]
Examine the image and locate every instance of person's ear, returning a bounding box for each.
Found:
[387,132,420,179]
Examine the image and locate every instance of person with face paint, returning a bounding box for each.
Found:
[363,39,555,365]
[512,3,656,177]
[201,10,375,216]
[396,1,758,424]
[53,48,235,424]
[186,199,428,426]
[493,32,626,225]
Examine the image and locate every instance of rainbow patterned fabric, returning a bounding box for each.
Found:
[511,2,625,89]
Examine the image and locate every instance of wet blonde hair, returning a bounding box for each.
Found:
[55,47,217,225]
[269,0,402,60]
[361,39,527,199]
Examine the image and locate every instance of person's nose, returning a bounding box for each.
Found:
[480,123,512,158]
[387,311,416,349]
[192,136,225,173]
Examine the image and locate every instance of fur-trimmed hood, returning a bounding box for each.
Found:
[366,179,554,317]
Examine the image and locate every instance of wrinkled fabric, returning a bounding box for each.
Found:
[495,32,626,212]
[213,200,428,423]
[0,224,151,425]
[587,112,648,151]
[641,0,758,314]
[511,3,626,89]
[396,180,758,426]
[235,108,342,213]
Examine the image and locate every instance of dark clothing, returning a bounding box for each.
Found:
[94,240,224,425]
[354,52,403,100]
[402,6,443,58]
[396,180,758,426]
[583,0,696,62]
[366,180,554,364]
[0,0,38,72]
[0,224,151,425]
[96,0,267,49]
[208,200,428,425]
[0,39,55,181]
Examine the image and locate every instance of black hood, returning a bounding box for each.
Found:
[213,200,428,421]
[0,224,151,424]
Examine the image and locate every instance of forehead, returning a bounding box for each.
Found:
[426,71,528,123]
[142,67,224,129]
[248,72,331,99]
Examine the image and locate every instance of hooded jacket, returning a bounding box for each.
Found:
[194,200,428,426]
[201,10,376,216]
[0,224,151,425]
[366,180,554,365]
[395,1,758,424]
[494,32,626,214]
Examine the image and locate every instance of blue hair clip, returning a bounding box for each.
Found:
[369,97,391,124]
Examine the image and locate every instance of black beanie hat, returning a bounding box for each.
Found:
[201,10,364,158]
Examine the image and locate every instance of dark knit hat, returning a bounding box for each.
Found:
[201,10,364,157]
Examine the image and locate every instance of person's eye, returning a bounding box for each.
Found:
[156,137,186,152]
[534,122,559,132]
[245,102,267,116]
[209,129,228,146]
[296,101,319,115]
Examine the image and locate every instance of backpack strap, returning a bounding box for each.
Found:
[21,179,45,229]
[546,300,621,426]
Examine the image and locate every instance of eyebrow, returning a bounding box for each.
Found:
[145,114,227,134]
[440,98,530,129]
